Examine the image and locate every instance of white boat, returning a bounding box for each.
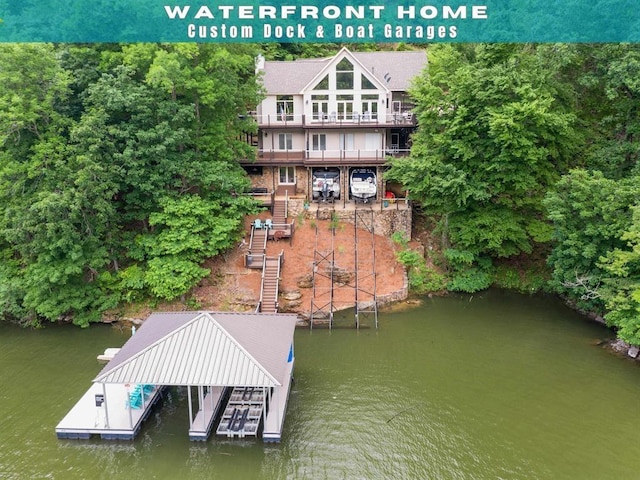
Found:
[350,168,377,203]
[312,168,341,201]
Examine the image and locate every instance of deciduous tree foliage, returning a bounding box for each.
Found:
[599,207,640,344]
[2,42,639,344]
[388,44,580,291]
[0,44,261,326]
[543,170,639,310]
[543,44,640,344]
[389,42,640,343]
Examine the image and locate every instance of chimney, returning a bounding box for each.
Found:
[255,54,265,73]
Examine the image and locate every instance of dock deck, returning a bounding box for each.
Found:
[56,383,163,440]
[263,360,294,443]
[188,386,226,441]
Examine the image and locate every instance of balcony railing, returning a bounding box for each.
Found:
[255,148,411,165]
[254,112,416,128]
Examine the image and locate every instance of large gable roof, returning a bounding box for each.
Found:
[94,312,297,387]
[262,57,331,95]
[353,50,427,91]
[260,48,427,94]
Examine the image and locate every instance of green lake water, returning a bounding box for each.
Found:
[1,289,639,479]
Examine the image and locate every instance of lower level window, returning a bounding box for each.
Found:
[279,166,296,184]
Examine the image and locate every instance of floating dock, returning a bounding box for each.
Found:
[56,383,163,440]
[263,360,294,442]
[188,386,226,441]
[56,311,297,443]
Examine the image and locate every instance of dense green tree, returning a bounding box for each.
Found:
[388,44,580,291]
[139,194,245,301]
[576,44,640,179]
[543,44,640,344]
[543,170,640,311]
[0,44,119,326]
[599,206,640,344]
[0,44,261,326]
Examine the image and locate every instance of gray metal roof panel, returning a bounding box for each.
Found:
[94,311,297,387]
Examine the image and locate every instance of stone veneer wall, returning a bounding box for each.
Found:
[376,271,410,307]
[246,167,309,196]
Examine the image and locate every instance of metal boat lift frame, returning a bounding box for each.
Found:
[354,208,378,329]
[309,205,379,330]
[309,218,336,329]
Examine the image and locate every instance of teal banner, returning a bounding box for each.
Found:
[0,0,639,43]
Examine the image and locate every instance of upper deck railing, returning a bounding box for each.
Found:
[253,112,416,128]
[254,148,411,164]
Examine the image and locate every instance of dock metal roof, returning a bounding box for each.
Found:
[94,312,298,388]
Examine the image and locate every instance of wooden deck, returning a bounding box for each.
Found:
[56,383,163,440]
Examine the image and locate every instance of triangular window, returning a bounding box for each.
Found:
[336,58,354,90]
[313,74,329,90]
[362,74,376,90]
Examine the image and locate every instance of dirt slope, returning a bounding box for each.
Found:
[192,216,406,316]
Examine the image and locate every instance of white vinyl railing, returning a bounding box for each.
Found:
[253,112,415,127]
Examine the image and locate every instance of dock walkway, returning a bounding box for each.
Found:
[263,360,294,442]
[188,386,226,441]
[56,383,163,440]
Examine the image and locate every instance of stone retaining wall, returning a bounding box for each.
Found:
[287,199,412,239]
[376,271,410,307]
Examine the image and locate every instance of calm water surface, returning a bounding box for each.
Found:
[1,289,639,479]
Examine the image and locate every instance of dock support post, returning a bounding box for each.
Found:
[187,386,193,427]
[102,383,110,428]
[262,387,267,428]
[274,388,280,430]
[199,386,205,430]
[127,385,133,429]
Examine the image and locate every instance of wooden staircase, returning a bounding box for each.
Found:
[258,254,283,313]
[244,224,268,269]
[250,227,267,252]
[272,199,287,225]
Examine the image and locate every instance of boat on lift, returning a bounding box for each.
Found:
[312,168,340,202]
[350,168,377,203]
